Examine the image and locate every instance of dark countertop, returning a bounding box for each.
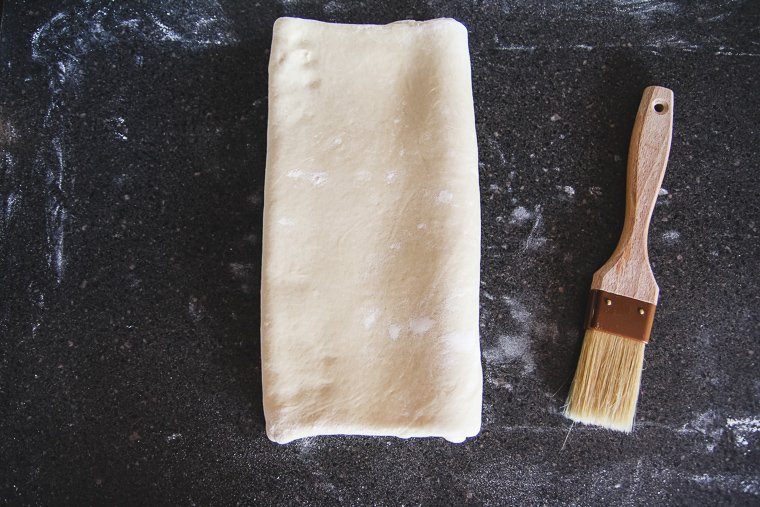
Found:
[1,0,758,504]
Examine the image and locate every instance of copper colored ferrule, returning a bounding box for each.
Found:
[585,290,656,343]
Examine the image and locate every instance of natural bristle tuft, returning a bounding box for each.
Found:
[564,329,646,432]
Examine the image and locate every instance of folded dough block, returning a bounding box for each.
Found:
[261,17,482,443]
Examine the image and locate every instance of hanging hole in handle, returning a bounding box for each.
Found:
[654,102,667,114]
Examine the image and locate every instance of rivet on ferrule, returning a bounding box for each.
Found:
[585,289,657,343]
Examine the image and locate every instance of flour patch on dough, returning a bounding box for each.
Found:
[287,169,328,187]
[355,169,372,182]
[277,216,296,226]
[362,307,379,329]
[385,171,397,184]
[409,317,435,335]
[388,324,401,340]
[437,190,453,204]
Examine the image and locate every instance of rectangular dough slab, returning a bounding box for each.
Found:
[261,17,482,443]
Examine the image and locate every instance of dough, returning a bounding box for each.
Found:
[261,17,481,443]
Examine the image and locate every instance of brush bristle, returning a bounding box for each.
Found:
[564,329,646,432]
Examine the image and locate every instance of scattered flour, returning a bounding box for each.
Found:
[187,297,203,322]
[726,417,760,448]
[612,0,679,20]
[287,169,328,187]
[362,308,379,330]
[108,116,128,141]
[523,206,547,251]
[228,262,256,282]
[437,190,453,204]
[3,192,19,231]
[678,410,723,452]
[409,317,435,335]
[486,335,535,373]
[691,473,760,497]
[483,297,536,375]
[678,411,760,454]
[354,170,372,182]
[510,206,531,224]
[30,1,238,284]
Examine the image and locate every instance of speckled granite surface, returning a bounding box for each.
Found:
[1,0,759,504]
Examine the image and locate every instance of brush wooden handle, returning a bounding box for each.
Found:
[592,86,674,304]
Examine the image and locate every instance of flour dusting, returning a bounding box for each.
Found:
[691,473,760,497]
[362,308,379,330]
[437,190,453,204]
[523,206,547,251]
[354,170,372,182]
[678,410,723,452]
[276,217,296,226]
[483,297,536,374]
[613,0,679,20]
[287,169,328,187]
[46,203,67,283]
[510,206,532,224]
[187,297,203,322]
[30,1,238,284]
[726,417,760,448]
[108,116,128,141]
[484,334,536,374]
[409,317,435,335]
[2,191,19,236]
[228,262,255,280]
[323,1,349,15]
[504,296,531,324]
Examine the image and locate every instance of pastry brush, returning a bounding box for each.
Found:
[564,86,674,432]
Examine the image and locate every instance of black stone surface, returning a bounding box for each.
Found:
[1,0,759,504]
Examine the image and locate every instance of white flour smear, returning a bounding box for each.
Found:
[31,0,238,283]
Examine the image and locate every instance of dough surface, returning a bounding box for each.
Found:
[261,17,482,443]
